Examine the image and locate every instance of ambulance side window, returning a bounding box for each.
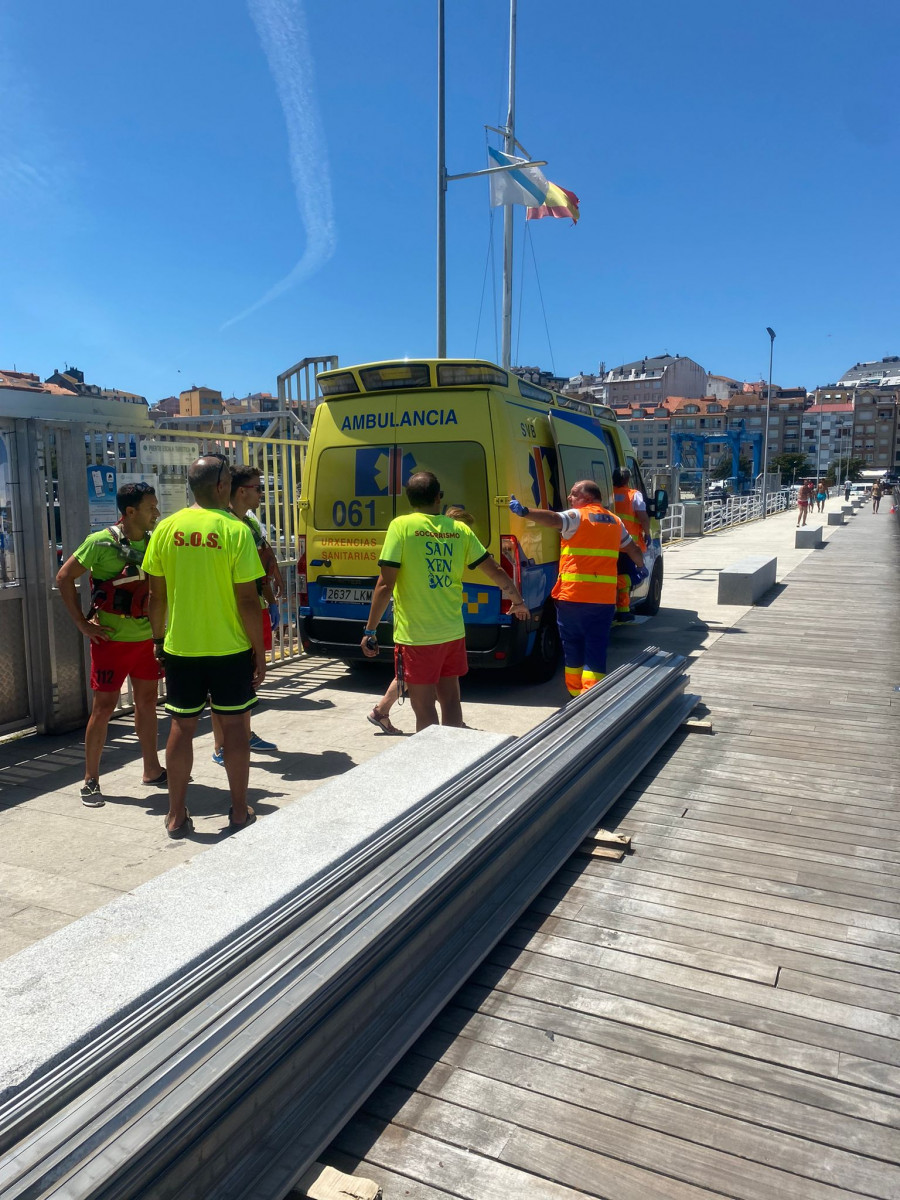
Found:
[627,456,648,500]
[395,442,490,546]
[313,447,394,531]
[558,444,613,506]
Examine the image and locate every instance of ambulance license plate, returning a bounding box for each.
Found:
[324,587,373,604]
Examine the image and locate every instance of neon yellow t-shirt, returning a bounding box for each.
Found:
[73,527,152,643]
[142,507,264,656]
[379,512,489,646]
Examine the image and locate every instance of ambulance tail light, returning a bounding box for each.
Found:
[297,536,308,607]
[499,535,521,615]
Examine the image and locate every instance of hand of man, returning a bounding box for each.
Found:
[153,641,166,665]
[251,653,266,688]
[508,600,530,621]
[80,618,112,643]
[634,565,649,584]
[267,602,280,630]
[508,495,529,517]
[360,634,379,658]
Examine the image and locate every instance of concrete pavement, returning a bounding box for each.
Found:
[0,490,853,961]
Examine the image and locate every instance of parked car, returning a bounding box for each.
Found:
[705,485,729,502]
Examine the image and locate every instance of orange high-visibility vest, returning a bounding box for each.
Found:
[613,487,647,549]
[552,504,623,605]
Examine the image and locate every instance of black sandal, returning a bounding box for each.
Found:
[228,806,257,830]
[165,811,193,839]
[144,770,168,787]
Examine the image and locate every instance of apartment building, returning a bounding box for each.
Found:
[801,403,854,476]
[815,356,900,470]
[178,386,223,417]
[604,354,707,406]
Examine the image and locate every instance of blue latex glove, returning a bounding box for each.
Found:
[509,495,529,517]
[267,602,280,630]
[633,565,649,585]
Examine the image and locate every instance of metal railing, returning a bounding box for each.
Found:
[660,502,685,542]
[702,487,793,534]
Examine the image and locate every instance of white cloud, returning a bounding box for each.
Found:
[224,0,337,328]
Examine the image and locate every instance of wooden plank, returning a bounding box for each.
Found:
[777,969,900,1017]
[557,873,900,946]
[504,926,900,1040]
[518,905,779,984]
[446,987,900,1125]
[528,889,900,995]
[332,1112,601,1200]
[560,888,900,973]
[408,1032,900,1191]
[563,857,900,929]
[474,960,840,1076]
[291,1163,381,1199]
[574,843,625,861]
[485,944,900,1067]
[379,1058,892,1200]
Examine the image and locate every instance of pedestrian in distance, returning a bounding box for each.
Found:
[796,481,811,527]
[144,455,266,838]
[361,472,528,732]
[612,467,651,623]
[366,504,476,735]
[815,481,827,513]
[509,480,646,698]
[872,481,882,513]
[57,482,166,806]
[210,464,281,763]
[844,478,852,502]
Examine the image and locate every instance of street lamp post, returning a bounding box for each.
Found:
[761,327,776,517]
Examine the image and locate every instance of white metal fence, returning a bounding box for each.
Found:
[659,503,685,543]
[702,488,793,534]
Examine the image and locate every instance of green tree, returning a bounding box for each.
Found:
[825,457,866,486]
[769,453,811,485]
[710,454,752,481]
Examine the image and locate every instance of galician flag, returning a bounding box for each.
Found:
[487,147,580,223]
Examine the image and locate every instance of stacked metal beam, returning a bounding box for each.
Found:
[0,648,694,1200]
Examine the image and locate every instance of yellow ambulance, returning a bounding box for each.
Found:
[297,359,668,681]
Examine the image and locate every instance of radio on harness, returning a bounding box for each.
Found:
[87,525,150,620]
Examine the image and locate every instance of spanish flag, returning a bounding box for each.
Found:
[488,147,580,224]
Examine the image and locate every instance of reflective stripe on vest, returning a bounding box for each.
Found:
[552,504,623,605]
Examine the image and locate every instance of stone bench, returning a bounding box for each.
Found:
[717,555,777,605]
[828,511,845,526]
[795,525,823,549]
[841,505,855,516]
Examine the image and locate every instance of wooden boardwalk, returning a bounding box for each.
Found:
[321,506,900,1199]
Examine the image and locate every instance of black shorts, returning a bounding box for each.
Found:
[163,650,257,717]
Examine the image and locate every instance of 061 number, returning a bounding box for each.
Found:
[332,499,376,527]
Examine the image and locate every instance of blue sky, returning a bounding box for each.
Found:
[2,0,898,400]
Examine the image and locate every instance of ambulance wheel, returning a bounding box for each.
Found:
[519,605,561,684]
[634,559,663,616]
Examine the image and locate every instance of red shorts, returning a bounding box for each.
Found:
[263,609,272,652]
[90,638,163,692]
[396,637,468,686]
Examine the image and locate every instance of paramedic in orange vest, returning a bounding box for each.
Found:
[57,482,166,806]
[612,467,651,622]
[510,480,645,697]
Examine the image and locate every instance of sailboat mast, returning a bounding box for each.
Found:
[500,0,517,369]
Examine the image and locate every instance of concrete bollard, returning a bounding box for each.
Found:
[841,505,855,515]
[795,525,823,548]
[828,512,845,525]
